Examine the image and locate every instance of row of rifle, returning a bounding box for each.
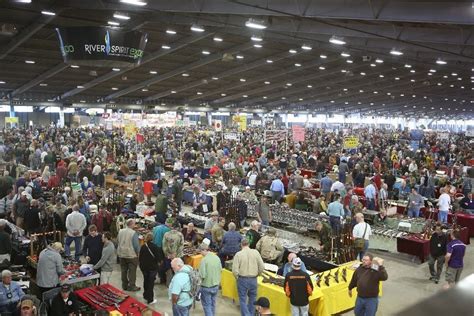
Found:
[315,267,348,287]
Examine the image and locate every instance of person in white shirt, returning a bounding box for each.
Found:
[437,188,451,224]
[65,205,87,261]
[352,213,372,260]
[331,180,345,193]
[303,175,312,188]
[247,168,258,189]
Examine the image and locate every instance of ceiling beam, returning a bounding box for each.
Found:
[10,63,69,97]
[0,13,57,60]
[144,49,305,101]
[59,33,212,99]
[104,42,253,101]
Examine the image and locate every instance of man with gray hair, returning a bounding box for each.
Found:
[0,269,25,314]
[232,238,265,316]
[117,219,140,292]
[220,222,242,266]
[169,258,193,316]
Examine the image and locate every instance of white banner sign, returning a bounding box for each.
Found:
[224,132,239,140]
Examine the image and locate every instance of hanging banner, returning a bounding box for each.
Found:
[343,136,359,149]
[265,130,287,142]
[292,125,305,142]
[55,27,148,67]
[223,132,239,140]
[4,117,19,124]
[136,133,144,143]
[232,115,247,131]
[124,121,137,138]
[250,119,262,126]
[213,120,222,132]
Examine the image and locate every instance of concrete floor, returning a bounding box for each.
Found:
[103,237,473,316]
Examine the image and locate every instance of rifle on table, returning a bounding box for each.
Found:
[324,272,331,286]
[341,268,347,282]
[333,268,340,283]
[97,286,128,301]
[83,292,110,309]
[261,271,285,287]
[316,273,323,287]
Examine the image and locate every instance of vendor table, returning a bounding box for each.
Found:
[298,255,337,272]
[182,190,215,212]
[221,261,376,316]
[396,236,431,263]
[424,211,474,237]
[76,284,161,315]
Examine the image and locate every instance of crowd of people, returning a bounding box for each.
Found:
[0,124,471,316]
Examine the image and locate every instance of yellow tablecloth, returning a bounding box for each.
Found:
[221,261,382,316]
[184,254,204,269]
[221,269,327,316]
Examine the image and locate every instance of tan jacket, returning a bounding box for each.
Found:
[256,235,283,261]
[211,224,225,246]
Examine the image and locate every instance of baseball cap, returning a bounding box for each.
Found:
[61,284,71,292]
[20,299,34,309]
[292,257,302,269]
[254,297,270,308]
[198,242,209,251]
[51,242,64,252]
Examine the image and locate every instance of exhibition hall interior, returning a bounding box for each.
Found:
[0,1,473,316]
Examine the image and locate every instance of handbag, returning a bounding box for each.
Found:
[354,223,368,251]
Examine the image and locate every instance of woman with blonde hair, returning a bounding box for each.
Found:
[139,233,163,304]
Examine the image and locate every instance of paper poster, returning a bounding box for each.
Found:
[292,125,305,142]
[343,136,359,149]
[214,120,222,131]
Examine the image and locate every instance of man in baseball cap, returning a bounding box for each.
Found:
[254,297,274,315]
[50,283,79,315]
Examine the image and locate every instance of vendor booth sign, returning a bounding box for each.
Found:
[343,136,359,149]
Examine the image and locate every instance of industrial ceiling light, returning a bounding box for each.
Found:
[190,24,205,32]
[212,77,219,80]
[236,55,244,59]
[161,45,171,49]
[166,29,176,35]
[250,36,262,42]
[266,59,273,63]
[294,63,301,67]
[360,72,366,76]
[111,87,119,90]
[320,54,327,59]
[196,92,202,95]
[39,83,47,86]
[240,78,246,82]
[301,44,312,50]
[340,52,350,57]
[142,88,148,92]
[429,69,437,73]
[319,66,325,70]
[202,50,210,55]
[243,95,248,98]
[375,59,383,63]
[264,81,270,84]
[149,70,157,74]
[77,85,84,88]
[120,0,147,6]
[182,73,189,77]
[346,60,353,64]
[25,60,35,64]
[390,49,403,56]
[329,36,346,45]
[112,68,120,71]
[113,13,130,20]
[436,59,447,65]
[289,49,297,54]
[213,36,223,42]
[41,10,56,16]
[0,81,6,84]
[404,64,411,68]
[253,44,262,48]
[108,21,120,26]
[171,90,176,94]
[245,18,267,29]
[71,65,79,68]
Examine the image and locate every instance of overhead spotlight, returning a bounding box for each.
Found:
[113,13,130,20]
[213,36,223,42]
[294,63,301,67]
[41,10,56,16]
[320,54,327,59]
[120,0,147,6]
[166,29,177,35]
[375,59,384,63]
[70,65,79,68]
[236,55,244,59]
[289,49,297,54]
[25,60,35,64]
[329,36,346,45]
[161,45,171,49]
[245,18,267,29]
[429,69,437,73]
[0,81,6,84]
[190,24,205,32]
[346,60,353,64]
[266,59,273,63]
[202,50,211,55]
[250,36,262,42]
[319,66,325,70]
[111,87,119,90]
[436,59,447,65]
[390,49,403,56]
[404,64,411,68]
[149,70,157,74]
[301,44,312,50]
[253,44,262,48]
[212,77,219,80]
[340,52,350,57]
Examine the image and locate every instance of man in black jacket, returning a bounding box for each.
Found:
[284,258,313,316]
[428,223,447,283]
[50,284,79,316]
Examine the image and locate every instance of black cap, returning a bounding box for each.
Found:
[61,284,71,292]
[254,297,270,308]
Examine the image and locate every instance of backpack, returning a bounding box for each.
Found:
[179,265,202,308]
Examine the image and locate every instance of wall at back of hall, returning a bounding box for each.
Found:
[0,112,74,128]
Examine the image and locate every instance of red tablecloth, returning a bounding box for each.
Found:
[143,181,154,195]
[75,284,161,315]
[397,236,430,263]
[301,169,315,178]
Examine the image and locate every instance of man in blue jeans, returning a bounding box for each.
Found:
[169,258,193,316]
[64,205,87,261]
[348,253,388,316]
[232,239,265,316]
[198,242,222,316]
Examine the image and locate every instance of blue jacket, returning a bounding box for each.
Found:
[0,281,25,307]
[221,231,242,255]
[282,261,307,277]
